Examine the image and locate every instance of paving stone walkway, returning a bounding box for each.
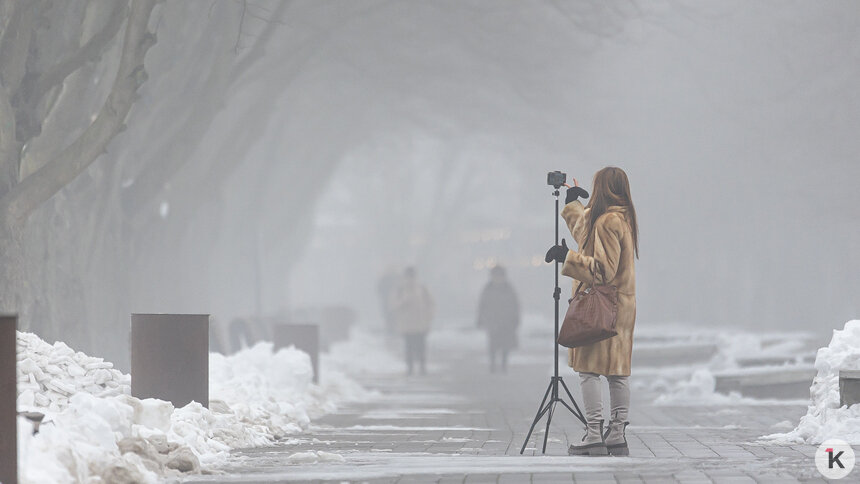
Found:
[180,329,840,483]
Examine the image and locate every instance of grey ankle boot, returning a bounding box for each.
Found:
[568,420,608,456]
[604,419,629,456]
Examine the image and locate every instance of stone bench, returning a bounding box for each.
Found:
[633,343,718,367]
[839,370,860,408]
[714,367,815,399]
[736,354,816,368]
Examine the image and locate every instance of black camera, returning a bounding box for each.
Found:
[547,171,566,189]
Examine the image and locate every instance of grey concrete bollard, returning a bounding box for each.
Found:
[274,324,319,384]
[131,314,209,408]
[839,370,860,407]
[0,315,17,484]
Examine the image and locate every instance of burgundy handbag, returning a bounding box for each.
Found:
[557,267,618,348]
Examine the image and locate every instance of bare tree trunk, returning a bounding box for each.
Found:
[0,0,157,230]
[0,77,20,196]
[122,0,291,225]
[0,229,23,315]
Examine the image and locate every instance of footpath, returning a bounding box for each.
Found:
[181,329,829,483]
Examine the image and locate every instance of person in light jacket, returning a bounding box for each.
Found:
[545,166,639,457]
[390,266,434,375]
[476,265,520,373]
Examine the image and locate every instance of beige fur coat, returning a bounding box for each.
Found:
[560,200,636,376]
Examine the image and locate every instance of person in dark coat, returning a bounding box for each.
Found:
[476,265,520,373]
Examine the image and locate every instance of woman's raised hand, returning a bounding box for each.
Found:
[564,180,589,204]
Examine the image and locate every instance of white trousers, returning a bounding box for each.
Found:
[578,372,630,423]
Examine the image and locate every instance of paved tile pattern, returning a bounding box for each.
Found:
[180,331,843,483]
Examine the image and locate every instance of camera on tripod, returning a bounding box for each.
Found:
[547,171,566,189]
[520,169,587,455]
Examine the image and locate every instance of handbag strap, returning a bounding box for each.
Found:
[573,254,610,297]
[573,225,593,297]
[572,222,613,295]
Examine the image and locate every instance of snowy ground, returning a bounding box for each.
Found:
[15,331,375,483]
[176,319,850,483]
[763,320,860,445]
[16,319,859,483]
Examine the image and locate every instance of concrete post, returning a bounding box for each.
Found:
[839,370,860,408]
[274,324,319,384]
[131,314,209,408]
[0,315,17,484]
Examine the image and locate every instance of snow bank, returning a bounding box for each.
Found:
[15,331,372,483]
[764,320,860,444]
[18,394,181,483]
[208,341,374,447]
[286,450,346,464]
[633,326,814,406]
[16,332,130,413]
[321,327,405,376]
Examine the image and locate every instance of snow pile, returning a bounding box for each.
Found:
[16,332,130,413]
[647,367,742,406]
[321,327,405,376]
[210,343,317,438]
[19,394,193,483]
[208,341,375,449]
[764,320,860,444]
[286,450,346,464]
[15,331,373,483]
[633,326,814,405]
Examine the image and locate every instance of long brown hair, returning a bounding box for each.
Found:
[585,166,639,258]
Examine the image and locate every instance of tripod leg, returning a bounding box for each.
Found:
[520,381,553,454]
[559,377,587,425]
[521,400,553,454]
[541,401,556,454]
[557,398,579,418]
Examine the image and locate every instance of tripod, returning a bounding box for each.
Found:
[520,188,586,454]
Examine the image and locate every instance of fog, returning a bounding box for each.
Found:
[283,0,860,330]
[1,0,858,367]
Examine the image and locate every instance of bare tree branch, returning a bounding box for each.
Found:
[23,1,129,122]
[0,1,38,96]
[230,0,291,82]
[245,10,284,24]
[235,0,248,53]
[247,2,274,14]
[0,0,157,229]
[123,0,291,219]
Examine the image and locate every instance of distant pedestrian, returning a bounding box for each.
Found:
[476,266,520,373]
[545,166,639,457]
[390,267,434,375]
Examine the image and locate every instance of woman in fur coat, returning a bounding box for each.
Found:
[545,166,639,457]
